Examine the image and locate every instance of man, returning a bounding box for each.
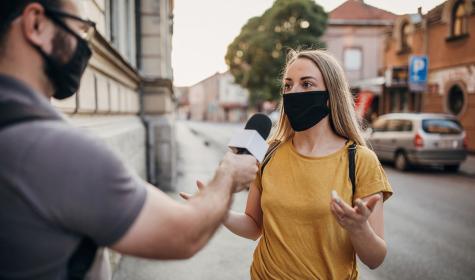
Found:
[0,1,258,279]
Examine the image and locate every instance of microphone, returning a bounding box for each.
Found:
[228,113,272,163]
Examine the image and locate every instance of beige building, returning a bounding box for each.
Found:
[188,71,249,122]
[321,0,397,119]
[175,86,190,120]
[51,0,175,274]
[53,0,175,189]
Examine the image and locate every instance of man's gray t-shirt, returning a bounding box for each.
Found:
[0,75,147,279]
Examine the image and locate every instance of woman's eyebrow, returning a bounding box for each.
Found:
[300,76,317,81]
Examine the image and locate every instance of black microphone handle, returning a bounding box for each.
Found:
[236,147,251,155]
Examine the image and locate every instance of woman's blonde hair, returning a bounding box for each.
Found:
[269,49,367,147]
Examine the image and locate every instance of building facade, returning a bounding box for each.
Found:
[51,0,175,275]
[53,0,176,188]
[382,0,475,151]
[321,0,396,121]
[174,86,190,120]
[188,71,249,122]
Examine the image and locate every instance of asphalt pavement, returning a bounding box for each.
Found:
[114,121,475,280]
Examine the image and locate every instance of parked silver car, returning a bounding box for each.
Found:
[367,113,468,171]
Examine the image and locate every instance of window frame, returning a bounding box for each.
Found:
[446,0,469,41]
[446,84,467,116]
[107,0,137,66]
[343,47,363,72]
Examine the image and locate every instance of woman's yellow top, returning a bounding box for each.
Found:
[251,140,393,280]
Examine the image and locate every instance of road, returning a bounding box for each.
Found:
[114,121,475,280]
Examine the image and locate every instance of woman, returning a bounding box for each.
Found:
[183,49,393,279]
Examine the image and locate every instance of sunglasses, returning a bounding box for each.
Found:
[44,8,96,41]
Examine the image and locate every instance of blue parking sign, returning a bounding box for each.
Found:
[409,55,429,91]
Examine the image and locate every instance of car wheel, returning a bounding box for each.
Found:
[395,152,409,171]
[444,164,460,173]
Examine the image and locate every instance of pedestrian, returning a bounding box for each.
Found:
[0,1,258,280]
[182,49,393,279]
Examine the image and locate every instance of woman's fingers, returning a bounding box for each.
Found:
[365,195,381,212]
[179,192,192,200]
[330,203,344,222]
[196,180,205,190]
[334,196,358,219]
[332,201,345,217]
[354,199,370,217]
[180,180,208,201]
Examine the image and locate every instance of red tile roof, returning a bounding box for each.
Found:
[329,0,397,21]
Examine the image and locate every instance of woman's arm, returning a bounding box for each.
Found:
[224,181,263,240]
[181,180,263,241]
[330,192,387,269]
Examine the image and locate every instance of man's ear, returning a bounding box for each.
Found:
[20,3,53,50]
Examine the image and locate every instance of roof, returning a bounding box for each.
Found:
[425,2,445,24]
[329,0,397,25]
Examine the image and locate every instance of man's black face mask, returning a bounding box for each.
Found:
[33,9,92,100]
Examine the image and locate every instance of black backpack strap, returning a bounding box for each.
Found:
[260,140,281,174]
[0,101,97,279]
[348,142,357,195]
[67,238,98,280]
[0,101,57,130]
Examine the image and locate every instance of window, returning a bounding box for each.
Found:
[402,120,413,131]
[386,119,412,132]
[422,119,463,134]
[400,21,412,51]
[372,119,387,132]
[344,48,362,71]
[108,0,136,66]
[452,0,468,37]
[447,85,465,115]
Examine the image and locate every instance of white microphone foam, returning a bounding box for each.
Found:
[228,129,269,163]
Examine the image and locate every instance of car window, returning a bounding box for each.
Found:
[422,119,463,134]
[401,120,413,131]
[386,119,412,132]
[386,120,401,131]
[372,119,387,132]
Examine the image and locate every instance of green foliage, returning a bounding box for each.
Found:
[225,0,327,105]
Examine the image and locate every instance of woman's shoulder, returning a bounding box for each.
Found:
[355,144,380,165]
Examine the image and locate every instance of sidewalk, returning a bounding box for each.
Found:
[113,121,257,280]
[460,154,475,176]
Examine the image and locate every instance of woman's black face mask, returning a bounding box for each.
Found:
[283,90,330,132]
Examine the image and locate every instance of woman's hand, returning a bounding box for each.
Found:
[179,180,205,200]
[330,190,380,233]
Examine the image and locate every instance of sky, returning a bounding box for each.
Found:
[172,0,446,87]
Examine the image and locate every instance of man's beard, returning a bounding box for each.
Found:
[44,28,74,73]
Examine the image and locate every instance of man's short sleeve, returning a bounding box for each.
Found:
[24,123,147,246]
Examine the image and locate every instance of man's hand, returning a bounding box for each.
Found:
[219,151,258,193]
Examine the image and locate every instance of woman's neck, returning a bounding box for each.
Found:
[292,117,346,157]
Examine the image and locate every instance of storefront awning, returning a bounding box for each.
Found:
[351,76,385,95]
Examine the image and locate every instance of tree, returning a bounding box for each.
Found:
[225,0,327,105]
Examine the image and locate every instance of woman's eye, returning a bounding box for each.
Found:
[283,84,291,91]
[303,81,313,88]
